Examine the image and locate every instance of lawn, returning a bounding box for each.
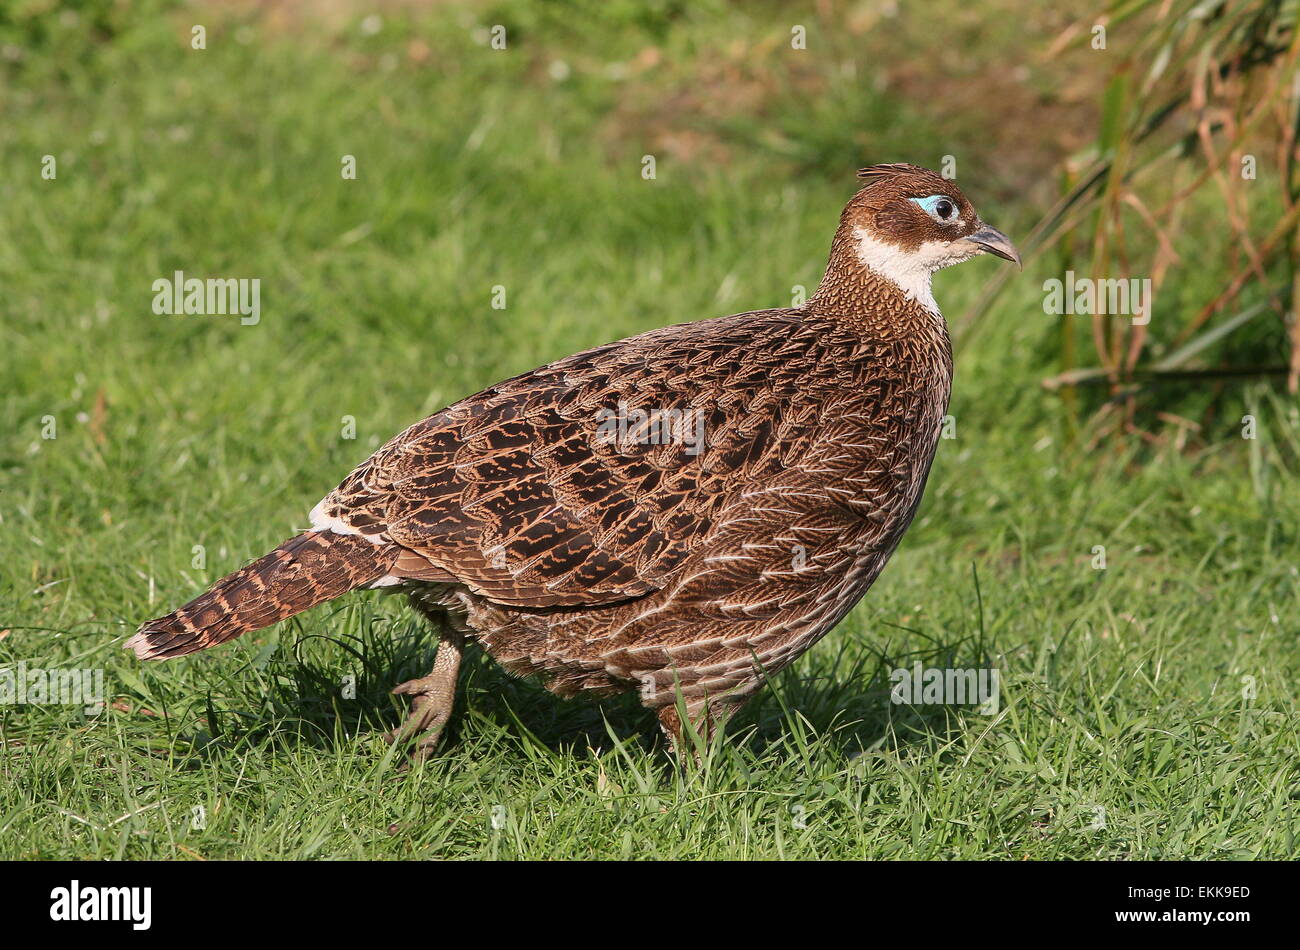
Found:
[1,1,1297,859]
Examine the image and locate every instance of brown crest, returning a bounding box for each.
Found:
[856,163,931,187]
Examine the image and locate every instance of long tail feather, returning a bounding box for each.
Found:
[125,531,393,659]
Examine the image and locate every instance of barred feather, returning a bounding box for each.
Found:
[126,531,392,659]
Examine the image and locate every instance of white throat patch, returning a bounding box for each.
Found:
[852,226,959,316]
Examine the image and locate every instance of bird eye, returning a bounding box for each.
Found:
[909,194,958,222]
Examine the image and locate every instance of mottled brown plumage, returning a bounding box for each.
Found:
[128,164,1019,759]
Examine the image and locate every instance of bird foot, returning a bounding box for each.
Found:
[385,676,453,764]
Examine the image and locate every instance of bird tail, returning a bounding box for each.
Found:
[125,531,394,660]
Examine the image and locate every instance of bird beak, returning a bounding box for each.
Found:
[962,224,1021,269]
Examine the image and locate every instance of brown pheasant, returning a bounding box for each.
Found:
[128,164,1019,760]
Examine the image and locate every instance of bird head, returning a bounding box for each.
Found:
[830,163,1020,310]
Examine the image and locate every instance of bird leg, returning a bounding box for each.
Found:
[657,705,694,757]
[657,695,747,761]
[386,610,464,763]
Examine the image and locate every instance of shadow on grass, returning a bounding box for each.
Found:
[733,635,1006,761]
[163,601,659,762]
[163,600,1002,766]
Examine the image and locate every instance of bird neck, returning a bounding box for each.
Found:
[808,225,945,339]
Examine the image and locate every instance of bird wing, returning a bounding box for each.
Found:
[314,310,814,608]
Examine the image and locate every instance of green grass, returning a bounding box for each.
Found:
[1,2,1297,860]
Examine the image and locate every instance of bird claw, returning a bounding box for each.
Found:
[385,679,450,765]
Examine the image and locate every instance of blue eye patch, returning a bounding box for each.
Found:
[909,194,955,217]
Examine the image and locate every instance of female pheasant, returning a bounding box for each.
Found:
[128,164,1019,760]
